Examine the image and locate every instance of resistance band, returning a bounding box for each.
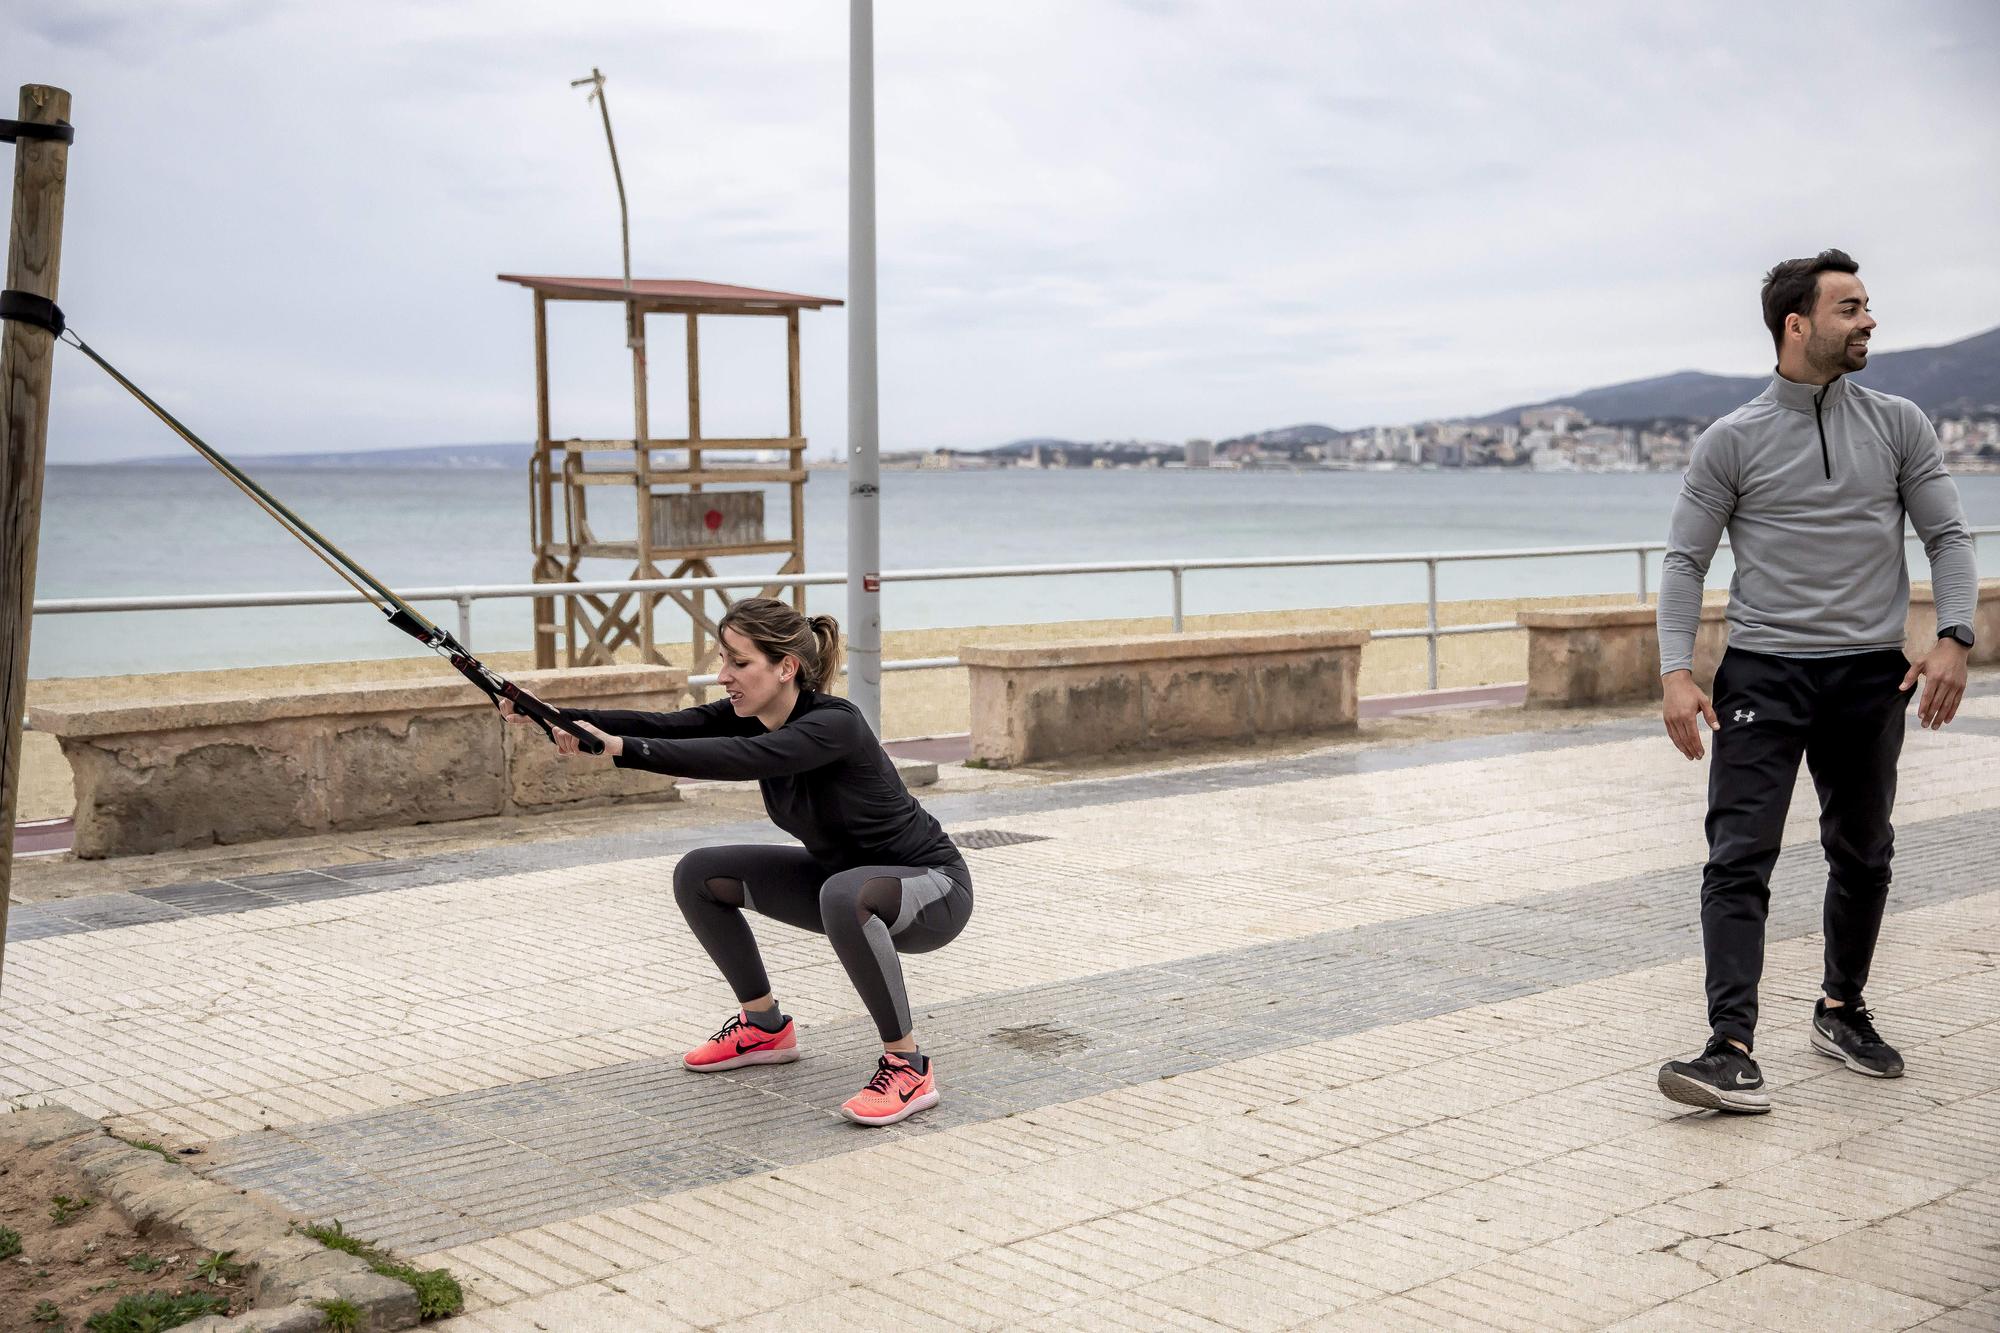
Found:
[2,290,603,755]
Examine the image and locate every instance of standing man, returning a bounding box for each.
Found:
[1654,249,1977,1114]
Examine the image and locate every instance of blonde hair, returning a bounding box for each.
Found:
[716,598,842,691]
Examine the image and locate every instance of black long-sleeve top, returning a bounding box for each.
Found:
[564,691,961,873]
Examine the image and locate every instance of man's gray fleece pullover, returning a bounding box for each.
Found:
[1657,371,1977,676]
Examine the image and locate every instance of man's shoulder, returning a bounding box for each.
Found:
[1846,380,1923,420]
[1690,400,1768,461]
[1846,382,1930,452]
[1712,395,1781,433]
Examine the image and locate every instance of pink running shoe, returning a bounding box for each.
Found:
[839,1053,938,1126]
[682,1011,799,1073]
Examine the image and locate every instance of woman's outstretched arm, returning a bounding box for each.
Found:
[608,707,858,780]
[558,697,741,741]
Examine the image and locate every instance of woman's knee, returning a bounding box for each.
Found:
[817,871,861,927]
[819,871,898,931]
[673,847,734,905]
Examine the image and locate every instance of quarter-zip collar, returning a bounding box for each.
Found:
[1765,368,1850,414]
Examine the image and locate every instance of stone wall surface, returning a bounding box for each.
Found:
[30,666,686,858]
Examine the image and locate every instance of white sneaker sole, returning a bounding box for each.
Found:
[1810,1027,1903,1078]
[1657,1066,1771,1114]
[841,1089,939,1127]
[683,1046,800,1073]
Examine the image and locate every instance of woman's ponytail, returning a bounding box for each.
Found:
[806,615,843,692]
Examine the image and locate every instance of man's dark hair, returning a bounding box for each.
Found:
[1761,248,1859,352]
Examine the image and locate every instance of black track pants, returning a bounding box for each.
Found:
[1699,647,1911,1046]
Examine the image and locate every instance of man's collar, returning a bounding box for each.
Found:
[1765,368,1849,413]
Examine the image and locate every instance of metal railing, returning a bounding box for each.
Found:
[32,530,1997,693]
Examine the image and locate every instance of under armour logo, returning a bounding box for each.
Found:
[1733,709,1757,723]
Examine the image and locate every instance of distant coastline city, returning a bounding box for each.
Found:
[862,322,2000,475]
[863,401,2000,475]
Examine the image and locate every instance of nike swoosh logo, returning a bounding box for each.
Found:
[899,1083,922,1103]
[1734,1072,1758,1086]
[736,1036,775,1054]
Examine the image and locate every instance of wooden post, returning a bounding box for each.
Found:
[629,299,657,664]
[787,308,806,613]
[1,84,73,987]
[683,312,703,682]
[685,312,702,476]
[531,291,557,668]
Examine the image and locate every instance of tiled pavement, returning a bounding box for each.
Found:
[5,689,1999,1330]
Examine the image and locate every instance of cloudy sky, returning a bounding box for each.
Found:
[16,1,2000,462]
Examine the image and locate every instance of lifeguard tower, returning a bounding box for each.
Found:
[500,274,841,676]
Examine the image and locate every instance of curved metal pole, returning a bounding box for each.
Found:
[569,68,631,292]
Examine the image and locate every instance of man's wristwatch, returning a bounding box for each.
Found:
[1939,624,1975,649]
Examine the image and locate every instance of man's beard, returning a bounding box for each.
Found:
[1805,327,1867,377]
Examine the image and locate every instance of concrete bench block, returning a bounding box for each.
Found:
[961,628,1366,767]
[1520,603,1728,708]
[29,665,686,858]
[1526,579,1998,710]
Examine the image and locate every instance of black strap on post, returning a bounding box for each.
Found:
[0,119,74,146]
[0,290,65,337]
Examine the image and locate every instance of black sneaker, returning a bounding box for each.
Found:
[1658,1036,1772,1113]
[1811,999,1904,1078]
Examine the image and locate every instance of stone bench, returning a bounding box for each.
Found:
[1524,579,2000,708]
[961,627,1367,767]
[1519,603,1728,708]
[28,665,687,859]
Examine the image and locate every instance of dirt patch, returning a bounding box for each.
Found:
[0,1138,245,1332]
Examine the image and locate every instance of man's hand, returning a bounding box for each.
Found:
[1901,640,1969,730]
[1662,669,1719,761]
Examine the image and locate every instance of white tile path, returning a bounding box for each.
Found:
[4,703,1996,1330]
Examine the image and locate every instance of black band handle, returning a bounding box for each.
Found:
[383,606,605,754]
[496,680,606,755]
[0,119,74,145]
[0,290,64,336]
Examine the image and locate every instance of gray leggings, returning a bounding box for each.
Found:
[671,844,974,1043]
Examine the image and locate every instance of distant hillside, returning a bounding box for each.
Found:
[984,437,1084,457]
[982,437,1177,459]
[1478,325,2000,425]
[1218,423,1345,448]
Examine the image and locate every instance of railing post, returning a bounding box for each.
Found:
[456,596,473,651]
[1637,549,1648,602]
[1171,567,1184,632]
[1425,559,1440,691]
